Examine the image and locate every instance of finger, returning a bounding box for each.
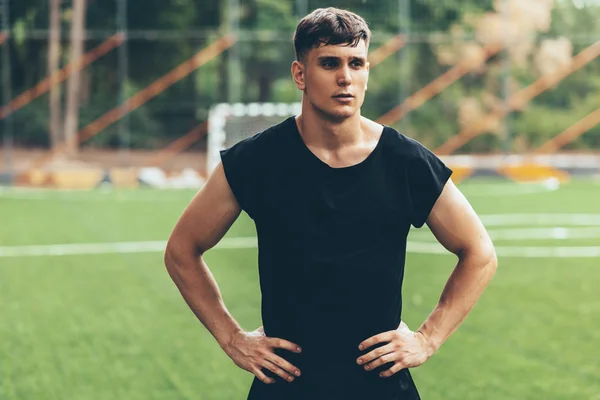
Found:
[356,343,395,366]
[379,363,405,378]
[253,367,275,385]
[358,331,395,351]
[364,352,397,371]
[267,337,302,353]
[261,359,296,382]
[265,353,302,378]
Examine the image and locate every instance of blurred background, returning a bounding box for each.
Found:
[0,0,599,183]
[1,1,600,400]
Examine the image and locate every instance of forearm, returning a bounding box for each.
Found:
[164,246,242,349]
[417,248,497,354]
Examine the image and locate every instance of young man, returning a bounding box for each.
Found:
[164,7,497,400]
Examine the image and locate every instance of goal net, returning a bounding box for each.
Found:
[207,102,302,173]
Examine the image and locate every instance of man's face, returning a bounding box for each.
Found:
[293,40,370,121]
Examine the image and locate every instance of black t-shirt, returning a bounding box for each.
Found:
[220,116,452,400]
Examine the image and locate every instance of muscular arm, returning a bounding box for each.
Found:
[164,163,243,349]
[165,163,303,384]
[417,179,498,354]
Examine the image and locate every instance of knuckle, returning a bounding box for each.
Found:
[277,370,289,379]
[262,347,273,355]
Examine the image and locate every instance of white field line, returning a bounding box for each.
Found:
[480,214,600,226]
[409,227,600,241]
[3,214,600,259]
[1,236,599,259]
[0,181,555,201]
[406,241,600,258]
[460,182,558,197]
[0,191,183,202]
[0,238,257,258]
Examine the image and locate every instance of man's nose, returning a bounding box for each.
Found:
[337,66,352,86]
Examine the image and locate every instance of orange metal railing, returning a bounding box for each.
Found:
[147,122,208,167]
[76,34,236,146]
[0,33,124,119]
[368,34,406,67]
[435,40,600,155]
[377,43,503,126]
[536,108,600,154]
[29,34,235,170]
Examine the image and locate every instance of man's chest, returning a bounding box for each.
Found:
[257,165,410,243]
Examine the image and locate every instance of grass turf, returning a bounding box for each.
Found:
[1,179,599,399]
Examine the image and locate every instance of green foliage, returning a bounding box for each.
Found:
[409,0,494,31]
[5,0,600,152]
[11,101,51,147]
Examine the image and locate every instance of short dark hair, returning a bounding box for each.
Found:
[293,7,372,62]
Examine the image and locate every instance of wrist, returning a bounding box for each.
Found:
[219,326,243,353]
[417,328,440,357]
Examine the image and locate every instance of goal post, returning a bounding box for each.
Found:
[207,102,302,173]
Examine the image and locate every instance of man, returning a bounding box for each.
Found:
[164,7,497,400]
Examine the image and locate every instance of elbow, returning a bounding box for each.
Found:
[164,241,180,278]
[164,235,207,275]
[486,247,498,277]
[163,240,201,294]
[163,238,186,274]
[459,242,498,277]
[479,244,498,283]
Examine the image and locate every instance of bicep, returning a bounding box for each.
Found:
[167,162,242,256]
[425,179,493,257]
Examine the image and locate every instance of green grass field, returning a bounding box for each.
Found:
[1,179,599,400]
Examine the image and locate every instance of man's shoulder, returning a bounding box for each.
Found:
[229,116,294,153]
[382,126,435,160]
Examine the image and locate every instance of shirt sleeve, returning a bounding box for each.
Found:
[219,137,261,220]
[406,144,453,228]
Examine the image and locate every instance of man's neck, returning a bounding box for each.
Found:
[296,106,365,151]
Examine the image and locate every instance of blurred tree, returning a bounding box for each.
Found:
[64,0,87,155]
[5,0,599,152]
[48,0,62,150]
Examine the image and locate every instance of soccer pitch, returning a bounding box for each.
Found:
[1,179,599,400]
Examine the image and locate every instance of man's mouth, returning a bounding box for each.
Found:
[333,94,354,98]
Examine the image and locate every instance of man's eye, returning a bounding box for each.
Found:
[322,61,337,68]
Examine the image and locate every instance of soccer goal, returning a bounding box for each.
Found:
[207,102,301,173]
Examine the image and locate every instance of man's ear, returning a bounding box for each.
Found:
[291,60,306,91]
[365,61,370,91]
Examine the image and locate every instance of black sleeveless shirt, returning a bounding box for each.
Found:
[220,117,452,400]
